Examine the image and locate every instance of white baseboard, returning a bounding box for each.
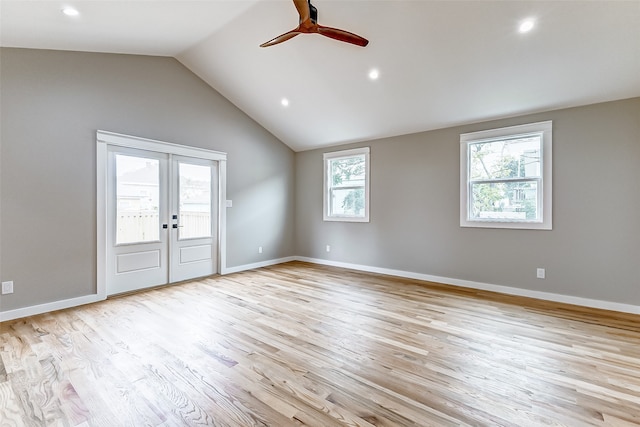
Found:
[222,256,297,275]
[0,294,105,322]
[1,256,295,322]
[295,256,640,315]
[3,255,638,322]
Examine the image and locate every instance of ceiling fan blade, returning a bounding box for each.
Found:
[260,30,301,48]
[293,0,311,23]
[317,25,369,47]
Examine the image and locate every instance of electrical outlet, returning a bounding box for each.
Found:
[536,268,546,279]
[326,245,331,252]
[258,246,263,254]
[2,281,14,295]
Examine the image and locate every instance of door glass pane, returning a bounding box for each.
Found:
[116,155,160,244]
[179,163,212,240]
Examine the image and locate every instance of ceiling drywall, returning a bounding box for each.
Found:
[2,0,639,151]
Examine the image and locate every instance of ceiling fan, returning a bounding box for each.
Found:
[260,0,369,48]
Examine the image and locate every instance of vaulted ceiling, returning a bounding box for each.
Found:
[2,0,639,151]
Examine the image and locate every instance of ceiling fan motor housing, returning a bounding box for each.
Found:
[309,2,318,24]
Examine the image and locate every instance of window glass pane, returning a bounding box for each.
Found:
[470,136,541,180]
[470,181,539,221]
[116,155,160,244]
[179,163,212,240]
[330,155,365,188]
[330,188,365,217]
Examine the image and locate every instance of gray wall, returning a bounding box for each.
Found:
[296,98,640,306]
[1,47,637,314]
[0,48,295,311]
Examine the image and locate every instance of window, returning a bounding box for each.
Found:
[324,147,370,222]
[460,121,552,229]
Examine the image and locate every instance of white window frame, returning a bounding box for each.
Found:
[323,147,370,222]
[460,121,552,230]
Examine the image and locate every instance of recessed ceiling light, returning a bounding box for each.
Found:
[281,98,290,107]
[62,7,80,17]
[368,69,380,80]
[519,18,535,33]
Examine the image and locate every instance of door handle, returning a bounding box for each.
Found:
[172,224,184,228]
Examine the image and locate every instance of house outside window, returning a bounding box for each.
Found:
[323,147,370,222]
[460,121,552,230]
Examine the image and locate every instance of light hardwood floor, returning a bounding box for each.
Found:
[1,261,639,426]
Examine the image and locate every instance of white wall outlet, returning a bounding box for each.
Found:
[2,281,14,295]
[326,245,331,252]
[258,246,263,254]
[536,268,546,279]
[226,200,233,208]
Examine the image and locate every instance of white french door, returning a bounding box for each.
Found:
[170,156,218,283]
[99,131,226,297]
[107,147,170,294]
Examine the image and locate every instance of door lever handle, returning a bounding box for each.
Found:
[172,224,184,228]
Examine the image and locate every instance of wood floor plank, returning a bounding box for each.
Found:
[1,261,639,426]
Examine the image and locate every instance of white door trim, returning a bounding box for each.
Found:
[97,130,228,300]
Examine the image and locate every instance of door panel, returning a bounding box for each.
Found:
[116,250,161,273]
[170,157,217,283]
[107,148,169,294]
[179,245,212,264]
